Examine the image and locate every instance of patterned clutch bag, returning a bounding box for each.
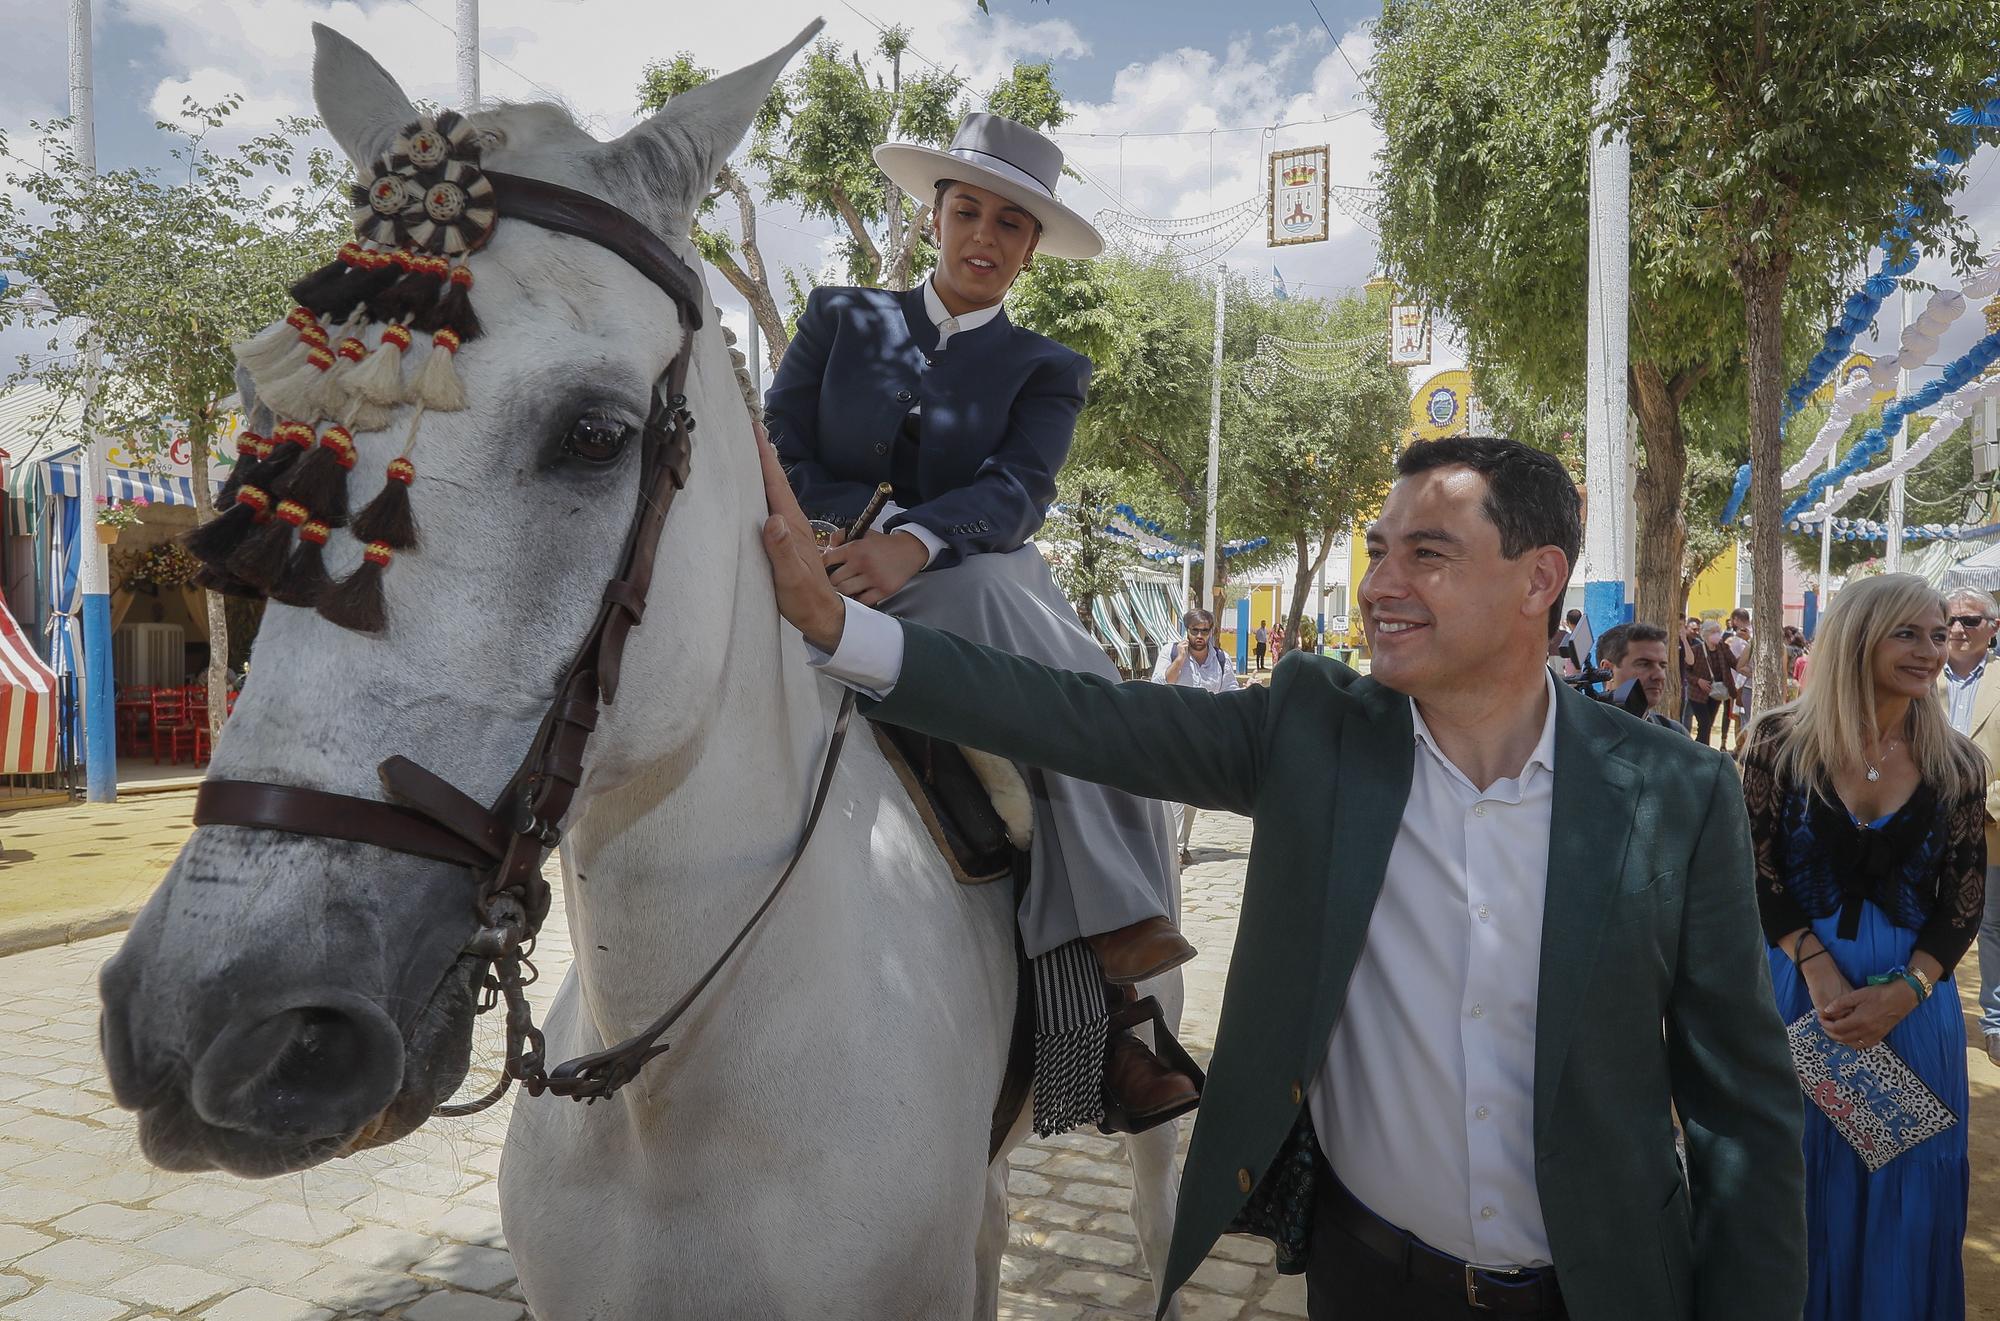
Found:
[1787,1011,1957,1171]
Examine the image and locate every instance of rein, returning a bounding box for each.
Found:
[193,170,853,1112]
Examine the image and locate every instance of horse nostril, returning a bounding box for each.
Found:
[190,993,405,1141]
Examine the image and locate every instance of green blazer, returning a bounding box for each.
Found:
[867,622,1807,1321]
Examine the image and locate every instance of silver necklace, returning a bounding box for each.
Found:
[1864,734,1903,782]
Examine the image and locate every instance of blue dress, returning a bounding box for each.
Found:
[1741,721,1981,1321]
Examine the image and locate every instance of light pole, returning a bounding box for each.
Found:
[1581,32,1632,644]
[70,0,116,803]
[455,0,480,110]
[1202,278,1223,612]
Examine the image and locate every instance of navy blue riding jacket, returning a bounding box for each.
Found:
[763,284,1092,569]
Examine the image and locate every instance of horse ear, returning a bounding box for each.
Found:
[607,21,822,231]
[311,23,419,171]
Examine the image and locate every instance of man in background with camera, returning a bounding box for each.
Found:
[1596,622,1688,735]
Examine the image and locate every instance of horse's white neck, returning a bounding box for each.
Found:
[558,470,836,1093]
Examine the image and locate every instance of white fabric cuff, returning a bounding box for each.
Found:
[804,595,905,699]
[875,501,947,567]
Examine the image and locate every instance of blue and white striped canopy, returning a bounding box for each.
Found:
[44,458,209,508]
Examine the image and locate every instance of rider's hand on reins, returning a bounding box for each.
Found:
[756,420,848,653]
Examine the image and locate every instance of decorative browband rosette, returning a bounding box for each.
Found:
[195,111,493,633]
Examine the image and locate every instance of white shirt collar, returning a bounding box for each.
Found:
[1408,669,1560,792]
[923,278,1003,349]
[1946,656,1987,685]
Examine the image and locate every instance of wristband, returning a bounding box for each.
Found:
[1798,948,1831,968]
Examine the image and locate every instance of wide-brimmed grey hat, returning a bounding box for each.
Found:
[873,112,1103,260]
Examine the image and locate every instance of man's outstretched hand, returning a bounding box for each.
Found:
[755,421,847,653]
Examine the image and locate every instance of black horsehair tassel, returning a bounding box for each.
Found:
[275,425,357,527]
[351,455,419,549]
[318,540,393,633]
[183,485,271,569]
[271,518,334,608]
[425,263,482,341]
[225,496,311,591]
[215,430,269,510]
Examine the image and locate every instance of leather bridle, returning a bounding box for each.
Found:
[193,171,855,1114]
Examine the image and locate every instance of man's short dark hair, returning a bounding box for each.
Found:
[1183,609,1215,631]
[1729,607,1751,625]
[1565,609,1583,626]
[1601,622,1667,666]
[1395,436,1583,636]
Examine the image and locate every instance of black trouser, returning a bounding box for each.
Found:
[1684,698,1718,746]
[1255,644,1267,670]
[1306,1159,1568,1321]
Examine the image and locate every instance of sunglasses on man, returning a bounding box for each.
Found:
[1948,615,1993,630]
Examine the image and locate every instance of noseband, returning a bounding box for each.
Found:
[194,170,854,1113]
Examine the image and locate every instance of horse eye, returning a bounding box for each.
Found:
[563,415,634,465]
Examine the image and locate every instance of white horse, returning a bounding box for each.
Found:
[97,23,1186,1319]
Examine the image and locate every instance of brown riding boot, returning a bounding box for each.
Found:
[1085,917,1196,985]
[1099,1030,1201,1135]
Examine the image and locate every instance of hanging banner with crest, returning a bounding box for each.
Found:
[1389,304,1431,367]
[1267,146,1330,247]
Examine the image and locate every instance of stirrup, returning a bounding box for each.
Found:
[1096,995,1206,1136]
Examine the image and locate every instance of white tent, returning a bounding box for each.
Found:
[1942,539,2000,594]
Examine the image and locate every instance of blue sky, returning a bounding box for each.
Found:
[1,0,1389,369]
[5,0,2000,403]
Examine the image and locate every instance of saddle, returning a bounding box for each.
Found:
[869,721,1031,884]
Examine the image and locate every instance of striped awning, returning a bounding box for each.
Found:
[0,584,57,774]
[45,459,208,508]
[0,383,83,538]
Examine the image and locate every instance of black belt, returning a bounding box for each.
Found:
[1320,1169,1563,1315]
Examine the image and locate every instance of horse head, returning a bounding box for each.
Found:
[98,21,818,1177]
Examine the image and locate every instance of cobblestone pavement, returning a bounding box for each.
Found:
[0,810,1306,1320]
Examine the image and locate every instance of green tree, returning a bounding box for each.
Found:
[1044,464,1142,638]
[1225,292,1404,650]
[1606,0,2000,707]
[1370,0,1833,652]
[0,100,347,733]
[1012,255,1256,611]
[640,40,1067,368]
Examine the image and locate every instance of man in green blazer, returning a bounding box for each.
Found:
[757,432,1805,1319]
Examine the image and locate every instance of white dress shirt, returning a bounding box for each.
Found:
[1311,671,1557,1268]
[864,280,1008,567]
[1944,657,1986,736]
[810,604,1559,1267]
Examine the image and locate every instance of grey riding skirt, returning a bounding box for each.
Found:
[881,543,1178,959]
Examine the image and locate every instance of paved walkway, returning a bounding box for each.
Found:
[3,807,1995,1319]
[0,812,1307,1320]
[0,791,196,955]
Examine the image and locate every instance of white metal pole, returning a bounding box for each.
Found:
[455,0,480,110]
[1201,277,1224,612]
[1887,285,1910,571]
[747,316,762,401]
[1582,32,1631,640]
[70,0,116,803]
[1180,552,1192,614]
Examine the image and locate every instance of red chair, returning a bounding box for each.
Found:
[173,685,212,766]
[149,688,187,764]
[116,688,151,755]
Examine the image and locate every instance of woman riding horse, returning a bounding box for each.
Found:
[762,113,1197,1136]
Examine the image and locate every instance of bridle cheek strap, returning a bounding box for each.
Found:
[185,171,805,1113]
